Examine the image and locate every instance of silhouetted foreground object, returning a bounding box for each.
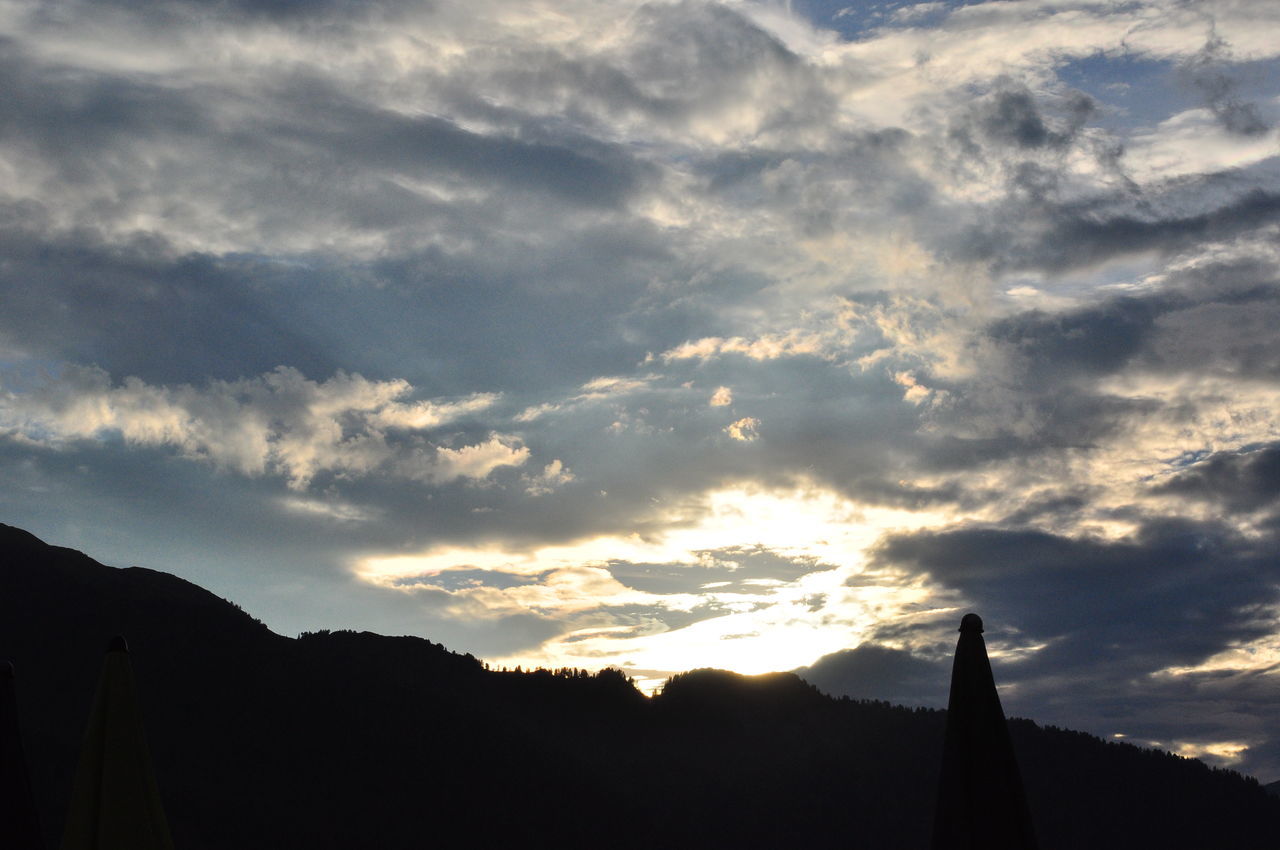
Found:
[2,660,45,849]
[933,613,1037,849]
[61,637,174,850]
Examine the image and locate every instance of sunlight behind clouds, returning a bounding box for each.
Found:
[5,0,1280,779]
[355,481,954,678]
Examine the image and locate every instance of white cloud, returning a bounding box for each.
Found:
[892,371,935,406]
[0,366,514,488]
[725,416,760,441]
[279,496,378,523]
[524,458,576,496]
[659,330,838,363]
[709,386,733,406]
[889,3,946,25]
[371,393,500,429]
[433,437,530,482]
[1124,107,1279,184]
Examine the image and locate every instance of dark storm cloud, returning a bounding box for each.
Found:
[984,292,1159,379]
[795,643,949,707]
[1153,443,1280,513]
[1024,190,1280,274]
[998,491,1090,527]
[871,519,1280,677]
[952,186,1280,275]
[918,390,1158,470]
[822,524,1280,773]
[991,632,1280,781]
[983,258,1280,381]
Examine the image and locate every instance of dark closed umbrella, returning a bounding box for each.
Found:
[932,613,1038,850]
[2,660,45,849]
[61,637,175,850]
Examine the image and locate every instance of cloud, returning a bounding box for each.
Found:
[1152,443,1280,512]
[348,481,944,680]
[523,458,575,496]
[658,331,839,363]
[709,386,733,407]
[0,366,516,488]
[725,417,760,442]
[970,82,1095,151]
[279,495,379,523]
[976,256,1280,385]
[1123,108,1279,183]
[1180,35,1271,137]
[796,643,949,708]
[871,519,1280,678]
[433,437,529,482]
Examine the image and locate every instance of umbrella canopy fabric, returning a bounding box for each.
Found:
[2,660,45,849]
[61,637,175,850]
[932,614,1038,850]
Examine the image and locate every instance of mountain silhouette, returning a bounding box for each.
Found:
[2,522,1279,849]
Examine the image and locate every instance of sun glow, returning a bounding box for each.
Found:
[354,481,953,680]
[1172,740,1250,766]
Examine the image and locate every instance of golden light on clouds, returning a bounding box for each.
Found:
[354,481,954,680]
[724,416,760,441]
[1171,741,1250,766]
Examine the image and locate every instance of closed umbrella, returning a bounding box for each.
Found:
[2,660,45,849]
[61,636,174,850]
[932,613,1037,850]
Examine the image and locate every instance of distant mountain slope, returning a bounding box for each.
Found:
[3,522,1279,849]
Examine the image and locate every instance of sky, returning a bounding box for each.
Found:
[2,0,1280,779]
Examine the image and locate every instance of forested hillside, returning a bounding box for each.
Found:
[3,523,1278,849]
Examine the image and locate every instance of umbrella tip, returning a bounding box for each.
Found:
[108,635,130,654]
[0,659,13,679]
[959,612,984,633]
